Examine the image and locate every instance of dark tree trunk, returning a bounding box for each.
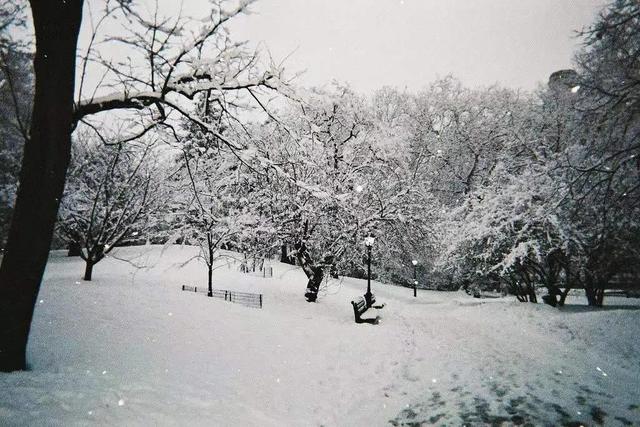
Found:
[521,269,537,303]
[542,293,557,307]
[207,233,213,297]
[83,260,94,281]
[542,285,562,307]
[558,286,571,307]
[294,240,323,302]
[0,0,84,372]
[280,243,293,265]
[527,285,537,303]
[67,241,81,257]
[585,287,597,306]
[595,288,605,306]
[304,266,324,302]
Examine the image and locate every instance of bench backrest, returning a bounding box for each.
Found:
[352,297,367,313]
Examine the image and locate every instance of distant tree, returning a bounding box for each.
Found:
[173,114,271,295]
[57,137,166,281]
[0,0,31,251]
[0,50,31,251]
[406,78,533,203]
[403,79,540,292]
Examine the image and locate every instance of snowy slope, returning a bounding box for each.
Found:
[1,245,639,426]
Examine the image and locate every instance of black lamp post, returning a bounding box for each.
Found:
[364,236,375,305]
[412,259,418,297]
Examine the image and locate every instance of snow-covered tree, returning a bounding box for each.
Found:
[434,0,640,306]
[438,163,574,303]
[568,0,640,304]
[525,0,640,305]
[58,136,167,281]
[239,85,422,301]
[398,79,541,291]
[406,78,534,202]
[172,129,273,296]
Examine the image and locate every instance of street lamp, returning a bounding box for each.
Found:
[412,259,418,297]
[364,236,375,305]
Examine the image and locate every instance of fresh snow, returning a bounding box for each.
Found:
[1,245,639,426]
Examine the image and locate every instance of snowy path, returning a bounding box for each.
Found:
[0,245,639,426]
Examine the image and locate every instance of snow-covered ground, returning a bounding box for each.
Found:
[1,245,639,426]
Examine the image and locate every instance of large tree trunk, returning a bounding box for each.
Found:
[0,0,83,372]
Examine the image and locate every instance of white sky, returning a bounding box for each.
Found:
[228,0,605,93]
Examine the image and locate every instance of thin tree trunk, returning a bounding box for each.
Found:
[83,260,94,281]
[523,271,537,303]
[0,0,84,372]
[280,243,290,264]
[585,287,597,306]
[207,233,213,297]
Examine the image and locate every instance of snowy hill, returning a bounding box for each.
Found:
[1,245,639,426]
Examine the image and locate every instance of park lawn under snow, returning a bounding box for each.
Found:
[0,245,639,426]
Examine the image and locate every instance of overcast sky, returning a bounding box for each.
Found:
[229,0,605,93]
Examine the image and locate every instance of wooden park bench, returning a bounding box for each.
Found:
[351,294,384,324]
